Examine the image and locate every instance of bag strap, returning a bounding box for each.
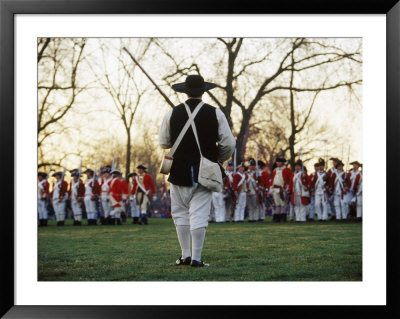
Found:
[184,102,203,157]
[168,101,204,157]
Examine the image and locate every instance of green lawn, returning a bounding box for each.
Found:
[38,217,362,281]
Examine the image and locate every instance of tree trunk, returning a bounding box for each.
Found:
[288,50,296,169]
[125,129,131,181]
[236,110,251,163]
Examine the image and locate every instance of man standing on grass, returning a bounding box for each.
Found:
[159,74,235,267]
[69,169,85,226]
[270,157,292,222]
[51,171,69,226]
[347,161,362,222]
[222,161,235,222]
[331,161,348,221]
[38,172,50,227]
[327,157,339,221]
[100,166,112,225]
[109,169,124,225]
[232,162,248,223]
[84,169,101,226]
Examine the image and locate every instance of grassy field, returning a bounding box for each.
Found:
[38,217,362,281]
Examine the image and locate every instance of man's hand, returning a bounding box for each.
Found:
[91,195,95,201]
[152,195,157,201]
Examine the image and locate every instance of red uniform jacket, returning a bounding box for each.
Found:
[109,177,123,207]
[271,167,293,187]
[330,171,348,197]
[68,179,85,199]
[131,174,157,197]
[87,179,101,197]
[51,180,68,199]
[346,170,361,194]
[223,172,234,190]
[232,172,248,194]
[121,179,129,196]
[259,171,271,190]
[38,180,50,199]
[289,171,311,205]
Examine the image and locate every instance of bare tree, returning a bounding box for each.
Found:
[37,38,87,167]
[156,38,362,162]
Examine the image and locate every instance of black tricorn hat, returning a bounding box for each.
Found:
[70,169,80,177]
[248,158,256,166]
[110,169,122,175]
[128,172,137,177]
[227,161,233,166]
[100,166,111,174]
[329,157,339,162]
[172,75,216,97]
[294,160,303,167]
[337,161,345,167]
[136,164,147,170]
[276,157,286,163]
[52,171,62,177]
[38,172,47,178]
[257,160,266,168]
[84,168,94,174]
[350,161,361,166]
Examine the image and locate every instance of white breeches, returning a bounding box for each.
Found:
[334,194,348,220]
[247,194,258,220]
[110,206,123,219]
[315,193,328,220]
[272,188,285,207]
[294,195,307,222]
[212,192,226,222]
[53,200,66,221]
[84,196,97,220]
[71,200,83,221]
[101,199,112,218]
[130,198,140,218]
[170,183,212,230]
[136,192,149,215]
[357,194,362,218]
[233,192,246,222]
[289,203,294,220]
[38,200,48,220]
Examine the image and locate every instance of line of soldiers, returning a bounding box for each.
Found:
[210,157,363,223]
[37,164,157,227]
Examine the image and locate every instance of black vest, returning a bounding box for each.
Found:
[168,99,219,186]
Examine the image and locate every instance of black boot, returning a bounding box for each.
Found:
[273,214,280,223]
[140,216,148,225]
[133,217,139,224]
[43,219,48,226]
[38,219,43,227]
[110,218,116,225]
[116,218,122,225]
[73,220,77,226]
[280,214,287,222]
[100,216,105,225]
[87,220,91,226]
[92,219,97,226]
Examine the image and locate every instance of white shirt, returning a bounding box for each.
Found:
[71,179,81,201]
[158,103,236,163]
[273,167,285,187]
[315,171,327,194]
[85,178,94,197]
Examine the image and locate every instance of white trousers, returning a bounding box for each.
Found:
[130,199,140,218]
[315,193,328,220]
[170,183,212,231]
[110,206,123,218]
[71,200,83,221]
[272,188,285,207]
[101,199,112,218]
[136,192,149,215]
[357,194,362,218]
[294,195,307,222]
[84,196,97,220]
[38,199,48,220]
[212,192,226,222]
[247,194,258,220]
[233,192,246,222]
[53,200,66,221]
[334,194,348,220]
[289,204,294,220]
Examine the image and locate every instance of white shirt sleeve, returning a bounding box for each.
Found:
[215,108,236,162]
[158,109,173,149]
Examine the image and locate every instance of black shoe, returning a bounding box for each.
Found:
[356,217,362,222]
[92,219,97,225]
[38,219,43,227]
[176,256,191,266]
[191,260,209,267]
[140,216,148,225]
[100,216,105,225]
[43,219,48,227]
[116,218,122,225]
[109,218,116,225]
[280,214,287,222]
[133,217,139,224]
[273,214,280,223]
[258,219,264,222]
[307,218,314,222]
[329,216,336,221]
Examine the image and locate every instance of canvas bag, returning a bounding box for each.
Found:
[159,101,205,174]
[184,103,223,192]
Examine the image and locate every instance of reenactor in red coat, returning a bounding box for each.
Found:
[222,161,235,222]
[69,169,85,226]
[310,159,329,221]
[109,169,124,225]
[51,171,69,226]
[288,160,311,222]
[232,162,248,222]
[330,161,348,221]
[270,157,293,222]
[246,158,260,222]
[128,172,140,224]
[38,172,49,227]
[257,160,269,222]
[326,157,340,220]
[130,164,157,225]
[99,166,112,225]
[83,168,101,226]
[347,161,363,221]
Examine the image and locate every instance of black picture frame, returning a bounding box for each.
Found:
[1,0,399,317]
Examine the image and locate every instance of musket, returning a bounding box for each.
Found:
[78,158,82,179]
[122,47,175,108]
[112,154,116,171]
[46,163,53,180]
[233,149,237,174]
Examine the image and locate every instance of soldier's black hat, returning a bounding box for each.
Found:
[136,164,147,170]
[128,172,137,177]
[350,161,361,166]
[110,169,122,175]
[172,75,217,97]
[336,161,344,167]
[237,162,246,169]
[70,169,80,177]
[294,160,303,167]
[227,161,233,166]
[249,158,256,166]
[100,166,111,174]
[84,169,94,174]
[314,162,320,167]
[38,172,47,178]
[257,160,266,168]
[329,157,339,162]
[317,158,325,167]
[52,171,62,177]
[276,157,286,163]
